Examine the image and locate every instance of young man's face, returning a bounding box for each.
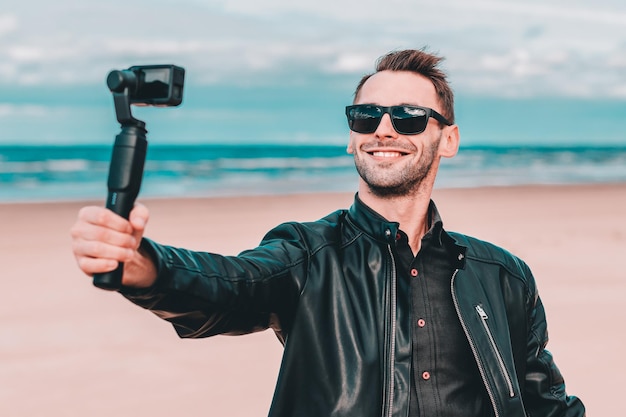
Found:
[347,70,457,198]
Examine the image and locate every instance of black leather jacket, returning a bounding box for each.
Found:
[124,196,585,417]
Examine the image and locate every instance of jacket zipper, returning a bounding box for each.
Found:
[475,305,516,398]
[383,243,397,417]
[451,270,501,417]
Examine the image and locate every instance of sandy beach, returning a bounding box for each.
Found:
[1,184,624,416]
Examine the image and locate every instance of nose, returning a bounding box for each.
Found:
[375,113,397,138]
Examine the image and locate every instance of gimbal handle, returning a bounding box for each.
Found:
[92,124,147,290]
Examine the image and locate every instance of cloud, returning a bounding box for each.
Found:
[458,0,626,25]
[0,103,50,117]
[325,53,376,74]
[0,15,18,39]
[0,0,625,98]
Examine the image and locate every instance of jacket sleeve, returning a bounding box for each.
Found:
[522,276,586,416]
[119,222,309,341]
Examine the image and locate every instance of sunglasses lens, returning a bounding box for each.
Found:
[348,105,382,133]
[392,106,428,134]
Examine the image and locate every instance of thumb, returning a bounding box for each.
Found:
[129,203,150,247]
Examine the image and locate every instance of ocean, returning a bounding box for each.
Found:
[1,144,626,203]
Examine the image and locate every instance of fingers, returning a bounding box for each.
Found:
[72,233,135,263]
[77,205,134,232]
[70,205,147,276]
[74,255,119,277]
[71,206,137,248]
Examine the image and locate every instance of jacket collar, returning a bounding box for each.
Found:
[348,193,467,268]
[348,194,400,244]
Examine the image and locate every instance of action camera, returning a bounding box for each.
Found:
[106,64,185,107]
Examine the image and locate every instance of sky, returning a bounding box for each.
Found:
[0,0,625,146]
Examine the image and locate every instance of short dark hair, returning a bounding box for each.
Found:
[353,49,455,124]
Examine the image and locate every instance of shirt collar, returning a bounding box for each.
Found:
[427,200,467,269]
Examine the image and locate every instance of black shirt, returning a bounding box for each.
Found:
[394,205,493,417]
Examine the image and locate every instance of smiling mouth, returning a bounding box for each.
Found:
[369,150,409,158]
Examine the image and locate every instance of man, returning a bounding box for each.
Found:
[71,49,585,416]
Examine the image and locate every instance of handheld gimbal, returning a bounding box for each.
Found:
[93,65,185,291]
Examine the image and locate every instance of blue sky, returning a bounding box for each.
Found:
[0,0,624,145]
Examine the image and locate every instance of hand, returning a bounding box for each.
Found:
[70,203,157,288]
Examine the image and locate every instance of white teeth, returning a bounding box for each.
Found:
[372,151,402,157]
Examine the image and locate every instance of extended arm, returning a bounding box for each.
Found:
[118,224,309,341]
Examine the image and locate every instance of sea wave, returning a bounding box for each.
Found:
[1,145,625,202]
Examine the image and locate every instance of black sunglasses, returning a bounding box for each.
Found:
[345,104,452,135]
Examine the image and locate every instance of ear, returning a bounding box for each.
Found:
[347,133,356,154]
[439,124,460,158]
